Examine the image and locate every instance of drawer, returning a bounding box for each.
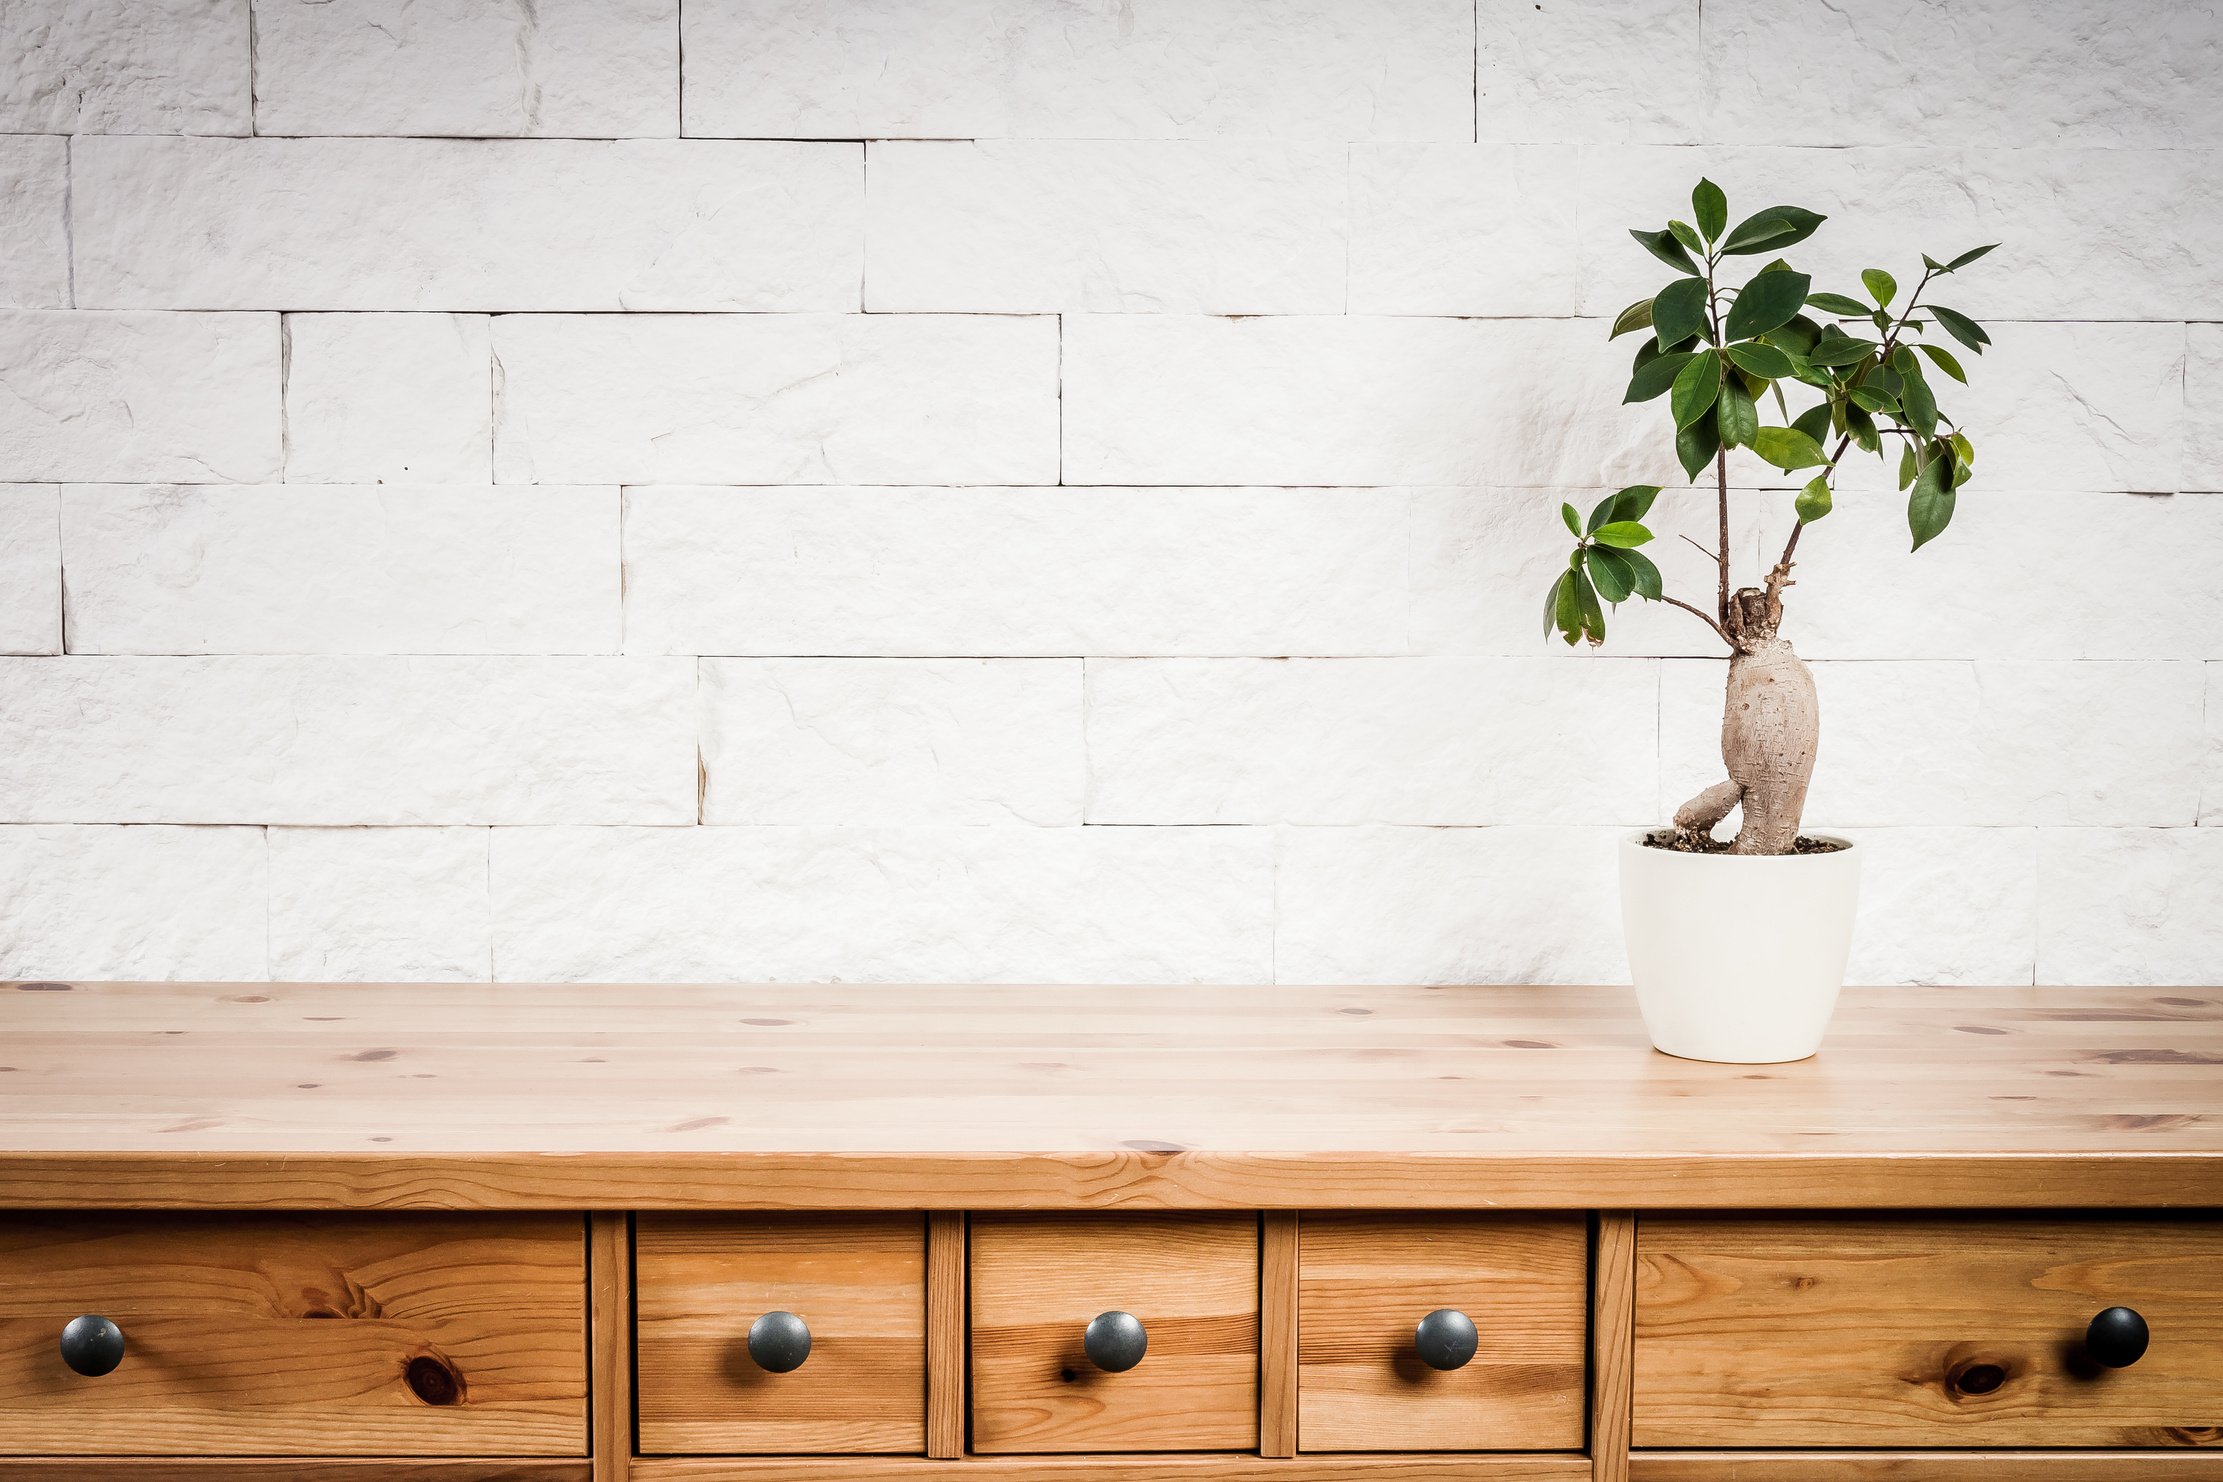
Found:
[1634,1216,2223,1447]
[635,1214,926,1455]
[970,1213,1258,1453]
[1297,1212,1588,1452]
[0,1212,586,1456]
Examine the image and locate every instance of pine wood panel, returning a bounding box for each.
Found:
[1590,1213,1637,1482]
[0,1466,590,1481]
[0,1212,587,1456]
[2,983,2218,1210]
[1631,1454,2223,1480]
[635,1215,925,1455]
[1296,1212,1587,1452]
[970,1214,1259,1453]
[1633,1216,2223,1448]
[629,1455,1591,1481]
[589,1212,632,1482]
[924,1212,966,1459]
[1260,1212,1299,1458]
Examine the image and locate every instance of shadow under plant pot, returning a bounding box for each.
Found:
[1619,833,1861,1063]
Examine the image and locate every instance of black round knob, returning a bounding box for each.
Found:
[1084,1310,1147,1373]
[1415,1308,1478,1371]
[60,1315,125,1377]
[747,1310,812,1373]
[2086,1306,2149,1368]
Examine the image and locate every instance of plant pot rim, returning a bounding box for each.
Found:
[1620,829,1856,859]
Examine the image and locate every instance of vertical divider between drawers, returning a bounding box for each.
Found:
[589,1211,635,1482]
[927,1211,969,1458]
[1260,1211,1301,1458]
[1590,1212,1638,1482]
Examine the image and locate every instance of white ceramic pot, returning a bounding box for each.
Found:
[1618,831,1861,1064]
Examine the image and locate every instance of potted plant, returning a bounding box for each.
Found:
[1547,179,1996,1063]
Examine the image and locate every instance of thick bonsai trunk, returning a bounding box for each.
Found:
[1672,589,1820,855]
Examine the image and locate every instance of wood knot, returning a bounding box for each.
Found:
[404,1355,464,1406]
[1948,1360,2009,1398]
[13,981,73,991]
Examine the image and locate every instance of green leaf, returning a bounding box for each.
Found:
[1805,334,1880,367]
[1917,342,1968,383]
[1720,205,1826,255]
[1865,361,1904,397]
[1625,349,1697,404]
[1805,291,1871,317]
[1677,415,1721,480]
[1899,442,1918,490]
[1923,253,1946,272]
[1671,350,1722,430]
[1574,569,1605,644]
[1929,305,1991,353]
[1668,219,1703,253]
[1752,426,1829,471]
[1561,501,1583,537]
[1552,569,1581,643]
[1723,269,1811,342]
[1952,431,1975,468]
[1693,179,1727,242]
[1908,451,1956,550]
[1586,543,1636,603]
[1846,384,1898,414]
[1650,276,1710,350]
[1944,243,1999,271]
[1792,402,1833,448]
[1847,402,1881,452]
[1861,268,1898,308]
[1725,341,1796,379]
[1769,314,1822,357]
[1605,484,1661,526]
[1794,474,1833,522]
[1609,297,1654,339]
[1631,226,1700,276]
[1717,379,1759,447]
[1592,520,1654,549]
[1899,361,1938,438]
[1621,547,1664,601]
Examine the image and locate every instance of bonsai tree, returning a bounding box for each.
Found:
[1548,180,1995,855]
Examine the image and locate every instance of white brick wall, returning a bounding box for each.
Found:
[1,0,2217,987]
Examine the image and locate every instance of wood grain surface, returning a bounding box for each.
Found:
[589,1212,632,1482]
[2,982,2218,1211]
[1296,1212,1586,1452]
[0,1465,591,1481]
[924,1212,966,1459]
[1259,1212,1299,1458]
[635,1215,926,1455]
[1630,1453,2223,1480]
[969,1214,1259,1453]
[0,1212,586,1456]
[1590,1213,1637,1482]
[1633,1216,2223,1448]
[628,1455,1590,1481]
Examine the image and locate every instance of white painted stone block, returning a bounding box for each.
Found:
[0,486,59,655]
[2037,828,2223,985]
[0,0,248,134]
[252,0,678,137]
[267,828,491,983]
[60,484,619,655]
[1409,484,1768,659]
[0,824,267,981]
[682,0,1473,141]
[867,141,1346,314]
[73,138,860,312]
[1085,658,1658,826]
[700,658,1084,825]
[1761,491,2223,661]
[494,317,1057,484]
[1479,0,1702,144]
[0,138,67,309]
[1347,145,1587,317]
[1274,826,1630,985]
[621,486,1410,657]
[0,312,279,483]
[2189,326,2223,492]
[2207,664,2223,827]
[1835,828,2037,986]
[489,825,1275,983]
[284,314,493,483]
[1704,0,2223,148]
[1062,316,1662,488]
[0,657,694,824]
[1661,660,2206,830]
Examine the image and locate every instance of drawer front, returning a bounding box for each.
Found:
[971,1213,1259,1453]
[635,1214,926,1455]
[1298,1212,1588,1452]
[0,1213,587,1456]
[1634,1216,2223,1448]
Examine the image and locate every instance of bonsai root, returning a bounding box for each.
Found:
[1674,633,1821,855]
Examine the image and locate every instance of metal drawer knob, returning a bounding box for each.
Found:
[2086,1306,2149,1368]
[1084,1310,1147,1372]
[60,1315,126,1377]
[748,1310,812,1373]
[1414,1308,1478,1371]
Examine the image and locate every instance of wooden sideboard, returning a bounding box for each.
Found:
[1,980,2218,1480]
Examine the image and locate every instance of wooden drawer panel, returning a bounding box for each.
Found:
[970,1213,1259,1453]
[1298,1212,1588,1452]
[0,1212,586,1456]
[635,1214,926,1455]
[1634,1216,2223,1448]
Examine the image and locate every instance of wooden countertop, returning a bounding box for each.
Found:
[1,981,2217,1211]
